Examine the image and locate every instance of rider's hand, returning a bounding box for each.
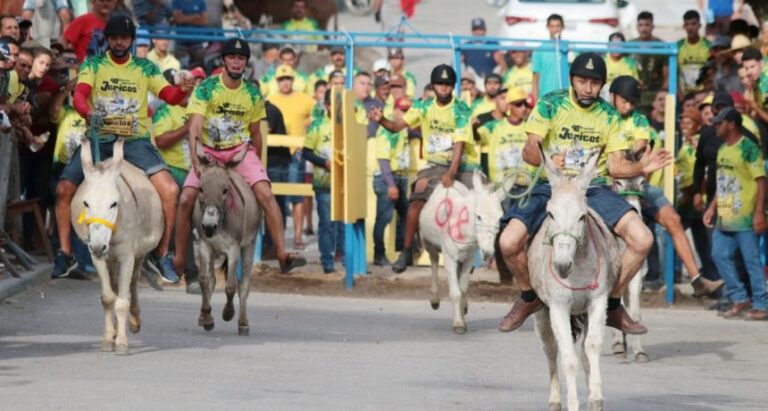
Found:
[387,185,399,201]
[179,75,196,94]
[324,159,331,171]
[640,145,673,175]
[693,193,705,212]
[441,171,455,188]
[754,212,766,234]
[703,206,716,228]
[368,106,383,123]
[550,150,566,170]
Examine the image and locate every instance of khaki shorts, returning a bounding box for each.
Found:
[409,164,483,203]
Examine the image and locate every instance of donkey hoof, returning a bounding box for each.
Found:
[588,399,603,411]
[222,305,235,322]
[612,342,626,357]
[548,402,562,411]
[238,326,250,336]
[452,325,467,335]
[203,322,214,331]
[100,340,115,352]
[129,322,141,334]
[115,344,129,356]
[430,301,440,310]
[635,352,650,363]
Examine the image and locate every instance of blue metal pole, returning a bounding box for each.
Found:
[452,37,462,93]
[665,52,679,305]
[345,224,355,289]
[356,220,366,277]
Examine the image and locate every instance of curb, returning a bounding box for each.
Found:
[0,263,52,303]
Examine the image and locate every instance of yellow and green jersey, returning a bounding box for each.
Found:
[715,136,765,231]
[79,53,169,140]
[677,37,711,93]
[52,105,87,165]
[402,97,479,170]
[605,55,639,85]
[187,74,266,150]
[525,89,627,180]
[281,18,323,52]
[503,63,533,94]
[153,103,190,171]
[310,102,325,124]
[618,110,652,147]
[146,49,181,73]
[676,137,698,189]
[477,118,536,185]
[304,115,333,190]
[7,70,28,103]
[471,96,496,118]
[260,66,311,97]
[375,126,410,174]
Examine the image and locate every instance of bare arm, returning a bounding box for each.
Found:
[188,113,204,175]
[532,72,540,102]
[368,106,408,133]
[48,87,69,124]
[608,147,672,179]
[754,177,766,233]
[249,121,263,159]
[522,132,544,166]
[155,122,191,149]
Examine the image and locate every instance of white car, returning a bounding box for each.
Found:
[487,0,634,43]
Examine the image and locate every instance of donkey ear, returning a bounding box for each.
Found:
[196,140,211,165]
[632,146,646,162]
[112,138,125,165]
[539,142,562,184]
[472,170,484,192]
[226,145,249,168]
[493,177,514,202]
[80,138,94,174]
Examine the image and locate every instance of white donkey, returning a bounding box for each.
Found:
[419,172,504,334]
[529,147,621,411]
[611,148,649,362]
[72,139,163,355]
[194,144,262,336]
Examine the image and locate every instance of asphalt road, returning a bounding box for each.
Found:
[1,279,766,411]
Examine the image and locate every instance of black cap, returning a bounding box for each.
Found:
[712,107,742,126]
[388,48,404,59]
[712,35,731,49]
[471,18,486,30]
[221,38,251,60]
[431,64,456,85]
[485,73,503,84]
[104,15,136,37]
[374,75,389,89]
[712,91,734,108]
[569,52,607,82]
[609,75,641,104]
[163,68,178,85]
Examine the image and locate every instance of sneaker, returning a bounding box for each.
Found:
[148,253,180,283]
[51,251,78,279]
[392,248,413,273]
[373,253,391,267]
[642,279,664,293]
[323,266,335,274]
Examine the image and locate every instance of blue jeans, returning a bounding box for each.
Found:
[315,191,344,270]
[373,175,408,255]
[711,228,768,310]
[287,152,306,204]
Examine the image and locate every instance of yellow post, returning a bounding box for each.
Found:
[663,94,676,202]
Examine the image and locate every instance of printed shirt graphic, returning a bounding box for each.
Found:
[52,106,87,164]
[502,62,533,94]
[402,97,479,170]
[755,71,768,107]
[525,89,627,180]
[79,53,169,139]
[677,37,711,93]
[153,103,190,170]
[618,110,652,146]
[304,116,333,190]
[605,55,639,85]
[477,118,536,185]
[187,74,266,149]
[676,136,698,189]
[715,136,765,232]
[375,126,410,174]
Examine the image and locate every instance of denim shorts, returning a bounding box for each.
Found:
[501,183,635,234]
[641,183,670,219]
[60,137,168,185]
[287,152,306,204]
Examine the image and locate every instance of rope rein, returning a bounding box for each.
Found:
[546,218,602,291]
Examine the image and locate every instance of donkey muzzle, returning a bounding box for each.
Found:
[202,224,218,238]
[89,243,109,258]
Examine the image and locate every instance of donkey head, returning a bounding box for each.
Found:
[472,172,505,257]
[613,147,647,212]
[196,142,248,238]
[79,138,123,258]
[541,143,602,278]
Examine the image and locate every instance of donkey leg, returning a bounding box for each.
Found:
[128,257,142,334]
[549,304,580,411]
[114,259,135,355]
[237,242,256,336]
[585,298,608,411]
[444,254,466,334]
[459,253,474,317]
[534,308,561,411]
[222,249,238,323]
[627,266,648,362]
[198,244,215,331]
[428,247,440,310]
[93,257,116,352]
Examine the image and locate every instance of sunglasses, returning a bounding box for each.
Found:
[510,101,526,107]
[64,58,79,65]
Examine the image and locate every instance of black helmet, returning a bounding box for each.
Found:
[569,52,607,83]
[609,75,641,104]
[104,15,136,37]
[430,64,456,85]
[221,38,251,60]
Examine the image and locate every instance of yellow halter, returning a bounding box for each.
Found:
[77,210,118,233]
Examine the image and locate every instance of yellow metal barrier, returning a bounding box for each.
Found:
[259,122,314,197]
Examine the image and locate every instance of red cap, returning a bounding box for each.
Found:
[189,66,206,79]
[730,91,745,106]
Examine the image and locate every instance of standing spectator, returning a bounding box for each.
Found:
[310,47,353,90]
[532,14,569,100]
[134,0,173,26]
[462,18,497,79]
[281,0,323,53]
[472,73,502,117]
[374,0,411,33]
[310,79,328,123]
[678,10,711,98]
[147,34,181,73]
[502,50,532,95]
[713,36,742,93]
[21,0,72,46]
[261,47,311,98]
[0,15,20,41]
[387,48,416,98]
[632,11,668,114]
[62,0,114,62]
[372,96,411,266]
[134,29,150,58]
[699,0,740,37]
[704,107,768,320]
[267,64,315,250]
[461,71,479,107]
[605,32,639,88]
[740,48,768,123]
[367,75,389,138]
[352,71,372,126]
[303,90,344,273]
[171,0,207,68]
[250,43,279,83]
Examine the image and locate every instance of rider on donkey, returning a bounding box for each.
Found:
[52,15,196,282]
[497,53,672,335]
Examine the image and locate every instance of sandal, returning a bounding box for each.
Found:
[280,254,307,274]
[293,240,305,250]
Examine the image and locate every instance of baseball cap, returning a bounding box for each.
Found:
[711,107,742,126]
[388,48,404,59]
[712,35,731,50]
[506,87,528,104]
[135,29,151,47]
[330,46,345,55]
[389,75,406,87]
[471,18,486,30]
[485,73,502,84]
[189,66,207,79]
[275,64,295,79]
[698,93,713,109]
[374,75,389,89]
[461,71,475,83]
[373,59,390,73]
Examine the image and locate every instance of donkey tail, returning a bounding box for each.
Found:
[570,313,588,343]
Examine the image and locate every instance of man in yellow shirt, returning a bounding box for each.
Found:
[387,48,417,98]
[147,34,181,73]
[369,64,480,273]
[678,10,711,96]
[281,0,323,52]
[503,50,533,95]
[260,47,311,97]
[604,32,639,87]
